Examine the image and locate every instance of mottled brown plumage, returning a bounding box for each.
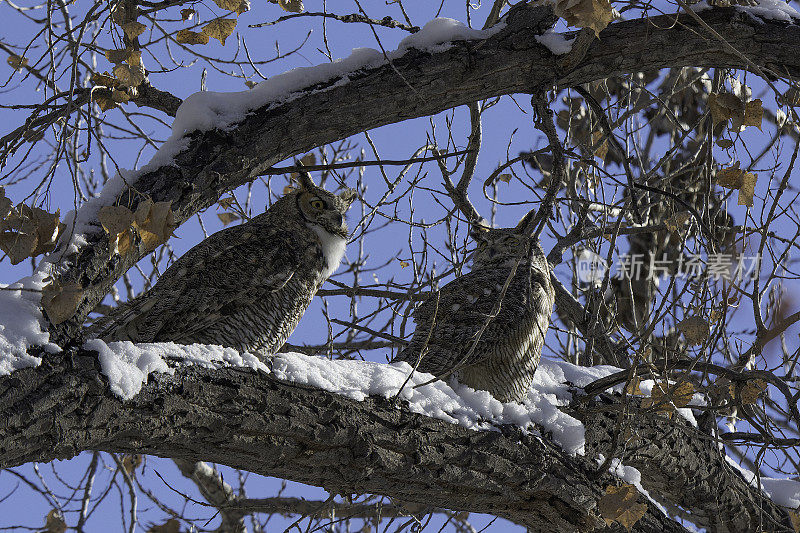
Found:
[395,215,555,402]
[93,174,356,358]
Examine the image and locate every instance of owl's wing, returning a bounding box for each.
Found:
[399,268,535,375]
[94,222,302,343]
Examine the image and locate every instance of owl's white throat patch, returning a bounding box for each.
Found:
[308,224,347,279]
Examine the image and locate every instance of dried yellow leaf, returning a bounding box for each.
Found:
[598,484,646,531]
[716,139,734,149]
[592,131,608,161]
[122,454,142,475]
[624,377,642,396]
[278,0,304,13]
[91,71,118,87]
[738,172,757,207]
[789,508,800,532]
[677,315,710,346]
[94,93,117,112]
[113,63,145,88]
[98,205,134,237]
[133,199,176,251]
[743,99,763,130]
[217,212,239,226]
[739,379,767,404]
[708,92,744,126]
[644,380,695,412]
[203,18,237,46]
[400,261,409,268]
[180,8,196,21]
[41,280,84,324]
[554,0,616,37]
[176,29,210,45]
[105,49,132,64]
[245,80,257,89]
[213,0,242,11]
[497,173,512,183]
[122,21,147,40]
[716,163,744,189]
[43,509,67,533]
[218,196,236,210]
[112,89,131,104]
[7,54,28,71]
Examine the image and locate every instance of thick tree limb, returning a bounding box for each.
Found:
[44,5,800,342]
[0,346,793,531]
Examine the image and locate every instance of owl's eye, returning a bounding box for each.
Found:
[309,197,326,210]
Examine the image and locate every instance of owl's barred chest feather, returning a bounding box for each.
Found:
[94,178,357,359]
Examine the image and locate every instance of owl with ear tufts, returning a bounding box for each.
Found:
[93,173,357,358]
[394,210,555,403]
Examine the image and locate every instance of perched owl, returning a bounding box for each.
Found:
[394,214,555,402]
[92,173,356,358]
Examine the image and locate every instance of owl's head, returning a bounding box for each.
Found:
[295,172,357,238]
[470,209,547,268]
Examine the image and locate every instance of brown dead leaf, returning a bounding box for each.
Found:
[202,18,237,46]
[113,63,145,88]
[41,280,84,324]
[180,8,196,21]
[0,187,11,220]
[112,89,131,104]
[217,196,236,210]
[134,199,176,251]
[7,54,28,71]
[0,203,60,264]
[789,508,800,532]
[43,509,67,533]
[91,71,119,87]
[592,131,608,161]
[147,518,181,533]
[245,80,257,89]
[738,172,757,207]
[779,87,800,108]
[716,139,734,149]
[677,315,710,346]
[624,377,642,396]
[554,0,616,36]
[99,205,134,237]
[598,484,646,531]
[644,380,695,413]
[278,0,304,13]
[742,99,763,130]
[282,185,295,195]
[122,454,142,475]
[400,261,409,268]
[665,211,691,235]
[217,212,239,226]
[497,173,512,184]
[708,92,744,127]
[739,379,767,405]
[122,21,147,40]
[176,29,210,45]
[213,0,242,10]
[105,49,133,64]
[94,92,118,112]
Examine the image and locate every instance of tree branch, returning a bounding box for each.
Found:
[0,345,793,531]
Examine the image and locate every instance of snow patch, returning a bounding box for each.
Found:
[599,454,668,514]
[535,31,575,55]
[85,339,270,400]
[0,271,61,376]
[271,354,621,455]
[725,456,800,509]
[737,0,799,22]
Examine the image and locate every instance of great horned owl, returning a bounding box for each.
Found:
[93,173,356,358]
[395,213,555,402]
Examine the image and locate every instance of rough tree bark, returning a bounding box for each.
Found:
[2,4,799,532]
[1,346,792,531]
